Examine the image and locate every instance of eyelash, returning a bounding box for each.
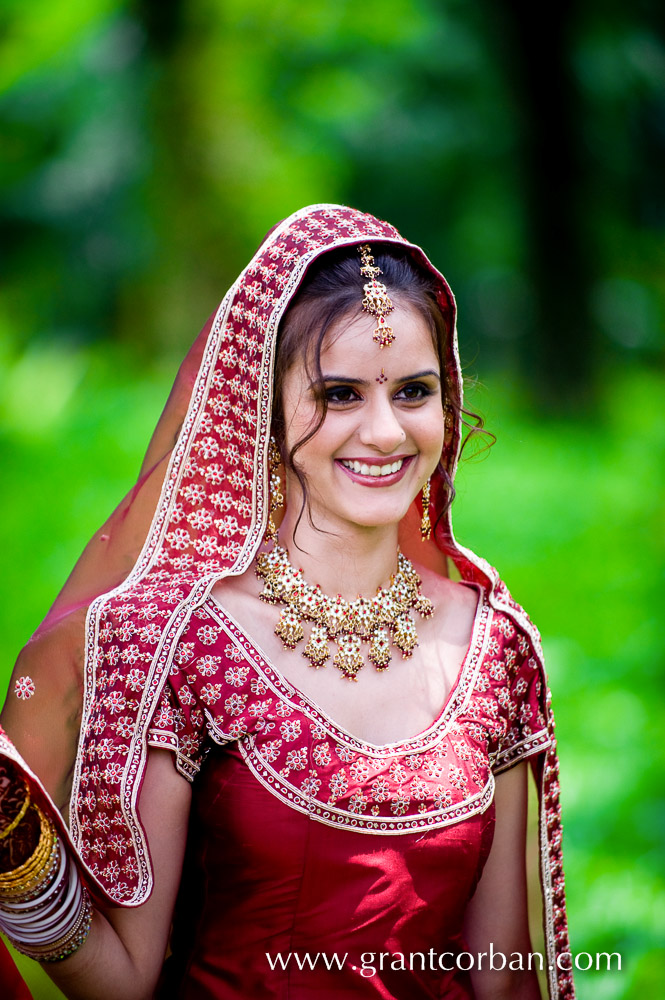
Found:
[325,382,435,404]
[397,382,435,401]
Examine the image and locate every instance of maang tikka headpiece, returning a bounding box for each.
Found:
[358,244,395,348]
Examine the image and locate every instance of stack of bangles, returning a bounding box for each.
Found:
[0,781,92,962]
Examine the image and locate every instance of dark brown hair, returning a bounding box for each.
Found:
[272,244,490,538]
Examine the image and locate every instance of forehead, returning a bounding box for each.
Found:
[320,301,439,374]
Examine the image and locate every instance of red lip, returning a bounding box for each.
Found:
[335,455,415,488]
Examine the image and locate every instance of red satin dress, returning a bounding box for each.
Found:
[149,590,550,999]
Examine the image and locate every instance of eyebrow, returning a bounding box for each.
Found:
[320,369,441,385]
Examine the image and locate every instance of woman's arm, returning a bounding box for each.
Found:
[463,761,542,1000]
[40,749,191,1000]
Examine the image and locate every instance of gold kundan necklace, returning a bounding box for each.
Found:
[255,544,434,680]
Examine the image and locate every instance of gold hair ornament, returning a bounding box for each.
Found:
[358,245,395,349]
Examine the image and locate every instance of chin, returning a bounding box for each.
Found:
[340,505,411,532]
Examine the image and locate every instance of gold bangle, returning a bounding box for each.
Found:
[0,808,52,881]
[0,843,60,901]
[0,846,57,893]
[0,807,57,896]
[0,782,31,841]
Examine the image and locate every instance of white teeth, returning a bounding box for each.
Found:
[341,459,404,477]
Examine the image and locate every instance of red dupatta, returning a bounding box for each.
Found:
[1,204,573,999]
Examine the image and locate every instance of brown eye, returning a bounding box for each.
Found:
[326,386,360,404]
[396,382,432,401]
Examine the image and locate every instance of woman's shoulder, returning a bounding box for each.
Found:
[414,558,544,679]
[210,563,262,612]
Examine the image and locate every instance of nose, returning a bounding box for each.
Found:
[357,395,407,453]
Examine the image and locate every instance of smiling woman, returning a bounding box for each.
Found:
[279,304,445,541]
[1,205,574,1000]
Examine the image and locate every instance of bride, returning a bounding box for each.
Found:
[0,206,574,999]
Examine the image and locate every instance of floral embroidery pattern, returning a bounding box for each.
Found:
[144,598,549,838]
[14,676,35,700]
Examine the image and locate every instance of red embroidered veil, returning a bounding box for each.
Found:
[1,204,573,999]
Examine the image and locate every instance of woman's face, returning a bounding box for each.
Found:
[280,301,445,535]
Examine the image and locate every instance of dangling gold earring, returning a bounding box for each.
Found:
[420,478,432,541]
[266,436,283,543]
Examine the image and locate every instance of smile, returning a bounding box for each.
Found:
[340,458,404,477]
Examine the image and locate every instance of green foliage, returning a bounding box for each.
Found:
[456,369,665,998]
[1,0,663,370]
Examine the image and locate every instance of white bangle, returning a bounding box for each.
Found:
[0,838,92,960]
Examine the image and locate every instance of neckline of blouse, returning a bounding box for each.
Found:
[205,582,491,753]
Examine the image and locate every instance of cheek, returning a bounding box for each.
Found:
[289,416,339,467]
[415,404,446,453]
[283,404,338,471]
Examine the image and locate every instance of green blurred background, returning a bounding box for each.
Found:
[1,1,663,997]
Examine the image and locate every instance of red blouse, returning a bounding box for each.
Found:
[148,589,550,998]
